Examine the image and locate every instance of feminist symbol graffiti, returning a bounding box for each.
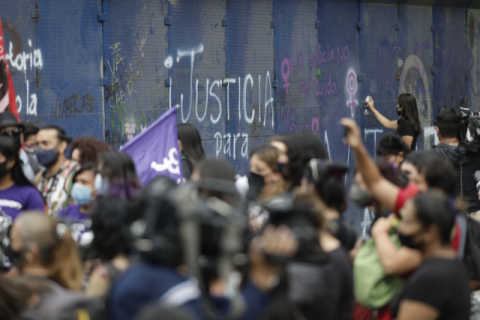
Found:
[346,69,358,118]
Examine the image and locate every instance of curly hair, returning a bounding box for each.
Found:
[284,133,328,188]
[70,137,111,164]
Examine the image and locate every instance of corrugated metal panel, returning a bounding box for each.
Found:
[36,0,104,140]
[273,0,318,137]
[359,3,398,153]
[317,0,361,227]
[432,7,467,112]
[225,0,274,173]
[168,0,226,162]
[102,0,169,149]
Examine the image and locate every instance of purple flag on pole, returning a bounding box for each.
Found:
[121,107,183,185]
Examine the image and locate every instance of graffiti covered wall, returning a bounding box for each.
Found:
[3,0,480,227]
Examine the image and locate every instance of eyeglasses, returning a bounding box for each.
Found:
[0,128,23,136]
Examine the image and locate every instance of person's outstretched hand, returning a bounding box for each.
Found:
[366,96,376,112]
[340,118,363,150]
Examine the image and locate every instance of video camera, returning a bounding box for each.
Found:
[263,195,328,264]
[460,107,480,146]
[131,179,251,319]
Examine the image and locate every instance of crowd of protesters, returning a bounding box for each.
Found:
[0,92,479,320]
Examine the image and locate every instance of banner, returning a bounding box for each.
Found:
[121,107,183,185]
[0,15,19,120]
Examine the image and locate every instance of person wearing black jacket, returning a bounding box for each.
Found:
[433,108,480,217]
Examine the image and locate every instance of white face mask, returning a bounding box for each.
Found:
[94,173,109,196]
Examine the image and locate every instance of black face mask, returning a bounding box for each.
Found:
[397,229,424,251]
[247,172,265,201]
[4,245,24,268]
[0,161,9,180]
[396,107,402,116]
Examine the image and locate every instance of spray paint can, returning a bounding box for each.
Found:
[364,97,372,115]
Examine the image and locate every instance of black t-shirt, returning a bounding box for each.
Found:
[333,219,358,251]
[392,258,471,320]
[396,119,418,150]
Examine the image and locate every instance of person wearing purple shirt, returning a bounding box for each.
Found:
[59,163,96,245]
[0,135,44,222]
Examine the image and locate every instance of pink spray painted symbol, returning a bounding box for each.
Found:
[346,71,358,117]
[281,58,291,95]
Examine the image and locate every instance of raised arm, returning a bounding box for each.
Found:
[371,216,422,275]
[366,96,398,130]
[341,118,399,212]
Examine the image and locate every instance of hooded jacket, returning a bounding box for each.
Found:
[433,142,480,212]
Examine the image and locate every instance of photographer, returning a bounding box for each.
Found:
[109,160,298,320]
[432,108,480,217]
[272,190,353,320]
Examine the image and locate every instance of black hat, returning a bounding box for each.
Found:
[0,111,24,130]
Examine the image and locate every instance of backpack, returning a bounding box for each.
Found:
[353,231,405,310]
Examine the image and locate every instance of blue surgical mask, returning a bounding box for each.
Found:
[71,183,94,206]
[94,173,109,196]
[35,147,59,167]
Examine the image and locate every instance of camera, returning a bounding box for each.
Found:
[264,195,328,264]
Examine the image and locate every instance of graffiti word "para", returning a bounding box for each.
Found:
[214,132,249,160]
[50,92,95,121]
[6,40,43,73]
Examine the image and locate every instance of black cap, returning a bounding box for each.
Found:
[0,111,24,130]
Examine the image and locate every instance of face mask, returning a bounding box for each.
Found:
[35,147,59,168]
[25,147,36,155]
[94,173,109,197]
[397,229,424,251]
[71,183,94,206]
[246,172,265,201]
[396,107,402,116]
[0,161,9,179]
[349,185,373,208]
[4,245,24,268]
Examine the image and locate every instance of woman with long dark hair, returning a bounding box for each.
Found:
[366,93,421,150]
[95,151,142,199]
[177,123,205,179]
[0,136,44,220]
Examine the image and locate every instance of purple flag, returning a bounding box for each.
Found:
[121,107,183,185]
